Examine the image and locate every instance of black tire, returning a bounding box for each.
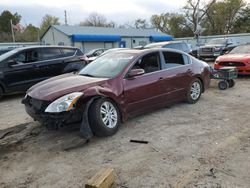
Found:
[186,78,202,104]
[89,98,121,137]
[227,79,235,88]
[0,87,3,100]
[218,80,229,90]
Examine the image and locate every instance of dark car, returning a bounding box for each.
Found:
[22,49,210,137]
[214,44,250,75]
[0,46,87,99]
[198,38,236,60]
[144,41,195,56]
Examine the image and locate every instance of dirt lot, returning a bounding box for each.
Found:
[0,76,250,188]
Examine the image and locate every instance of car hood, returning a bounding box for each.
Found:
[27,73,108,101]
[217,54,250,61]
[201,45,224,48]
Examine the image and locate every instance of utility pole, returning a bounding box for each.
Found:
[10,19,15,43]
[64,10,68,25]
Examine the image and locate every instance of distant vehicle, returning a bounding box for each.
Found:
[0,46,87,99]
[87,48,130,63]
[22,48,210,137]
[85,48,107,62]
[198,38,236,60]
[143,41,195,56]
[214,44,250,75]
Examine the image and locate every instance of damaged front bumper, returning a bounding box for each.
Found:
[22,95,94,139]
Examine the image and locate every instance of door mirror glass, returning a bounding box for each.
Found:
[128,68,145,78]
[7,59,17,67]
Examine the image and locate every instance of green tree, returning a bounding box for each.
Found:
[0,10,21,42]
[150,13,193,37]
[0,10,21,33]
[40,14,60,36]
[232,5,250,33]
[16,24,39,42]
[202,0,245,34]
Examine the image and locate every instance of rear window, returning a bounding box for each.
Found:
[162,51,190,69]
[62,48,77,57]
[41,48,62,60]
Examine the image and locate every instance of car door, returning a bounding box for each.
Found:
[3,48,43,92]
[39,48,65,78]
[160,51,193,101]
[123,52,166,116]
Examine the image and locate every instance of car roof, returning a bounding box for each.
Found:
[13,45,79,52]
[106,48,187,56]
[145,41,185,46]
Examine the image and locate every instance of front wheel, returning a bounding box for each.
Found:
[89,98,121,137]
[186,79,202,104]
[218,80,229,90]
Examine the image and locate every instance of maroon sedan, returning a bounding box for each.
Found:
[22,49,210,138]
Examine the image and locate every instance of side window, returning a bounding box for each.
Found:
[132,52,160,74]
[41,48,62,60]
[11,49,40,64]
[163,52,185,69]
[62,48,76,57]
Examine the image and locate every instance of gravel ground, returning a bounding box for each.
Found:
[0,76,250,188]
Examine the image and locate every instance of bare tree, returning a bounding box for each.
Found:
[80,12,115,27]
[183,0,216,33]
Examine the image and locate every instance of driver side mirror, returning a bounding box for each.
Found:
[128,68,145,78]
[7,59,17,67]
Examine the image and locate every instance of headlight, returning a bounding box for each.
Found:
[45,92,84,113]
[214,47,221,51]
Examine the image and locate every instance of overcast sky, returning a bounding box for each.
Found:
[0,0,249,27]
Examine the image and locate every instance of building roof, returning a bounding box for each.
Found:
[51,25,169,38]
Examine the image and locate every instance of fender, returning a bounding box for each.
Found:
[83,85,126,121]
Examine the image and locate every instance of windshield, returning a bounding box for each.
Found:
[0,49,19,62]
[86,49,97,56]
[144,44,162,49]
[207,38,227,45]
[229,45,250,54]
[79,52,135,78]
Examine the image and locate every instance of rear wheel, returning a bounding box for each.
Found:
[186,78,202,104]
[227,79,235,88]
[218,80,229,90]
[89,98,121,137]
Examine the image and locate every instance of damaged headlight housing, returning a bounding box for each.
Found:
[45,92,84,113]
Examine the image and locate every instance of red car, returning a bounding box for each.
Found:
[22,49,210,138]
[214,44,250,75]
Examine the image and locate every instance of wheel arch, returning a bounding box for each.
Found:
[194,75,204,93]
[83,94,124,122]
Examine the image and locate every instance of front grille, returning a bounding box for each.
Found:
[202,48,213,52]
[219,61,246,67]
[26,96,50,112]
